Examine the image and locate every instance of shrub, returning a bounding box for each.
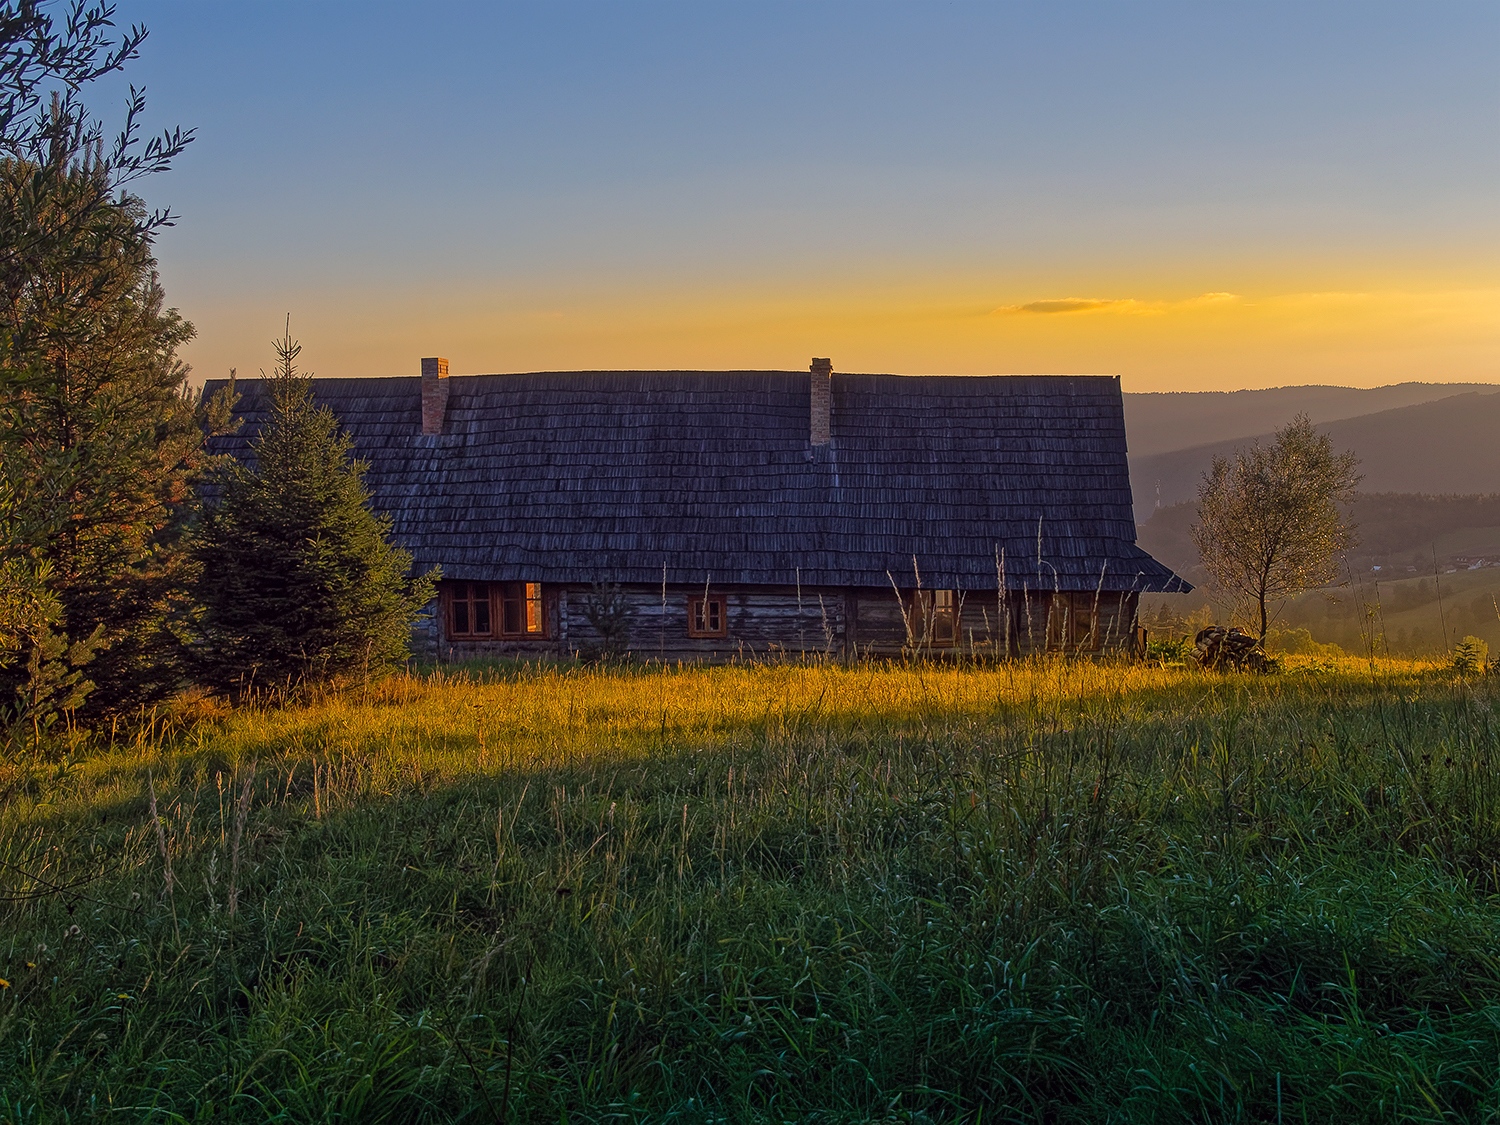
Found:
[1265,626,1343,658]
[1453,635,1490,675]
[1145,634,1193,666]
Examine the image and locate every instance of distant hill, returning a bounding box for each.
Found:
[1122,382,1495,458]
[1130,390,1500,513]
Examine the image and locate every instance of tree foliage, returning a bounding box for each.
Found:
[193,330,437,696]
[0,1,191,228]
[1191,415,1361,640]
[0,170,209,716]
[0,554,102,749]
[0,1,202,726]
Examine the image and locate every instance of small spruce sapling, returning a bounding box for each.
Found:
[193,326,437,695]
[1452,636,1489,676]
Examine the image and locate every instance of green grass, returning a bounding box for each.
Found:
[2,657,1499,1123]
[1263,567,1500,657]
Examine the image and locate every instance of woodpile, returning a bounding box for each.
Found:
[1192,626,1268,672]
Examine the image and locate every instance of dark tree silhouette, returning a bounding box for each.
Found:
[0,3,200,725]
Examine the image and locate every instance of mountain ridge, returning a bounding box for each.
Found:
[1129,389,1500,515]
[1122,382,1497,458]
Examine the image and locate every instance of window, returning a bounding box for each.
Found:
[447,581,548,640]
[687,595,726,637]
[501,582,547,637]
[910,589,959,647]
[1047,592,1099,652]
[449,582,493,637]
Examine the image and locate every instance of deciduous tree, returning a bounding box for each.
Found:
[1191,415,1360,641]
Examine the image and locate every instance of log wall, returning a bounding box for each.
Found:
[561,587,848,662]
[429,584,1140,663]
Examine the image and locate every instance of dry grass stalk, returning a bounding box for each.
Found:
[147,771,174,895]
[228,761,256,920]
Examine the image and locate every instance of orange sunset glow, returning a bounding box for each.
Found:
[112,2,1494,391]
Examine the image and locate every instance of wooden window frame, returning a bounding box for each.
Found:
[1047,592,1101,653]
[910,589,960,648]
[687,594,727,638]
[447,581,549,640]
[448,581,494,638]
[501,581,549,638]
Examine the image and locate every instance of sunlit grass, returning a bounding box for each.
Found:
[2,655,1497,1123]
[32,652,1445,784]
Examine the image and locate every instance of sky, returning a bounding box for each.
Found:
[89,1,1500,391]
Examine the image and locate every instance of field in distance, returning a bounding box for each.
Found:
[3,658,1498,1122]
[1140,492,1500,656]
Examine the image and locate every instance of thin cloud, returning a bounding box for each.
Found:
[1000,297,1135,315]
[992,292,1239,316]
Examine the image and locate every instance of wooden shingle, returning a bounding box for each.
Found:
[203,370,1189,594]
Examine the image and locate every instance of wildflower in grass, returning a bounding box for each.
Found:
[0,978,9,988]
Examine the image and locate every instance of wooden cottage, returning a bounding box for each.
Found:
[204,359,1189,661]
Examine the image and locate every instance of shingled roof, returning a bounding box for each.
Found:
[202,370,1189,594]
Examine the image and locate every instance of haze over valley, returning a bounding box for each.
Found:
[1133,382,1500,654]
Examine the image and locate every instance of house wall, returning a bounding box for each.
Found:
[849,589,1139,658]
[426,581,1140,663]
[1011,590,1140,657]
[560,586,848,662]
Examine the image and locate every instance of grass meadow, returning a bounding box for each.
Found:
[2,656,1499,1123]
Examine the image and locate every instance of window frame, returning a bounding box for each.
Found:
[1047,592,1100,653]
[909,589,960,648]
[447,581,495,639]
[446,581,550,640]
[500,581,549,639]
[687,594,727,638]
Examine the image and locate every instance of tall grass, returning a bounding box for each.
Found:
[1,656,1498,1123]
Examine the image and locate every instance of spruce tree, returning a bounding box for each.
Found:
[0,167,210,720]
[0,1,198,725]
[193,329,436,695]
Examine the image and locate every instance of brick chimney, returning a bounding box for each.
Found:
[810,357,832,445]
[421,357,449,435]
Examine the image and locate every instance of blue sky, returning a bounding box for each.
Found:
[94,1,1499,389]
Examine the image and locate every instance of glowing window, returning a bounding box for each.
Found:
[501,582,547,636]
